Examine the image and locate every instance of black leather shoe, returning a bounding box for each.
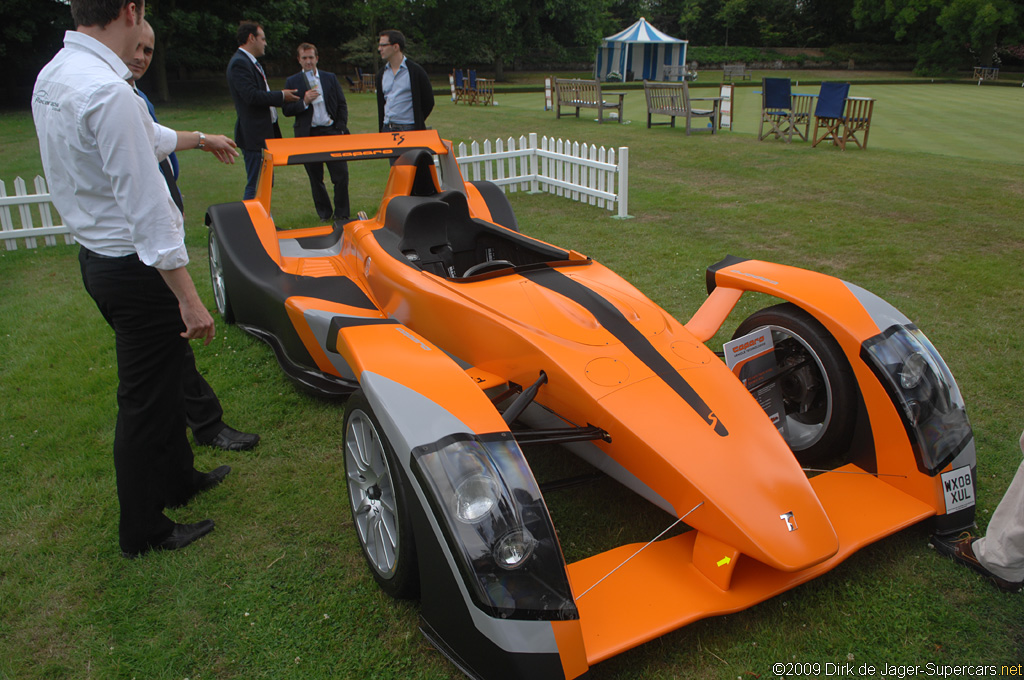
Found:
[197,425,260,451]
[198,464,231,492]
[167,465,231,509]
[122,519,215,558]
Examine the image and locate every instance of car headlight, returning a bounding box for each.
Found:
[898,351,928,390]
[412,433,577,620]
[862,325,973,475]
[454,473,499,523]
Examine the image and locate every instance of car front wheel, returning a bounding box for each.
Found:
[343,390,419,599]
[733,303,857,465]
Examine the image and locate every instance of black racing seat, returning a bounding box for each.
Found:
[394,148,440,196]
[388,198,454,277]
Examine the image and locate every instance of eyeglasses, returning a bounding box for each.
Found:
[377,43,392,48]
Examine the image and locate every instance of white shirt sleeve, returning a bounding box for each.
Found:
[152,121,178,162]
[85,81,188,269]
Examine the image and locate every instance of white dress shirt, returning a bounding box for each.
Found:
[32,31,185,269]
[304,69,333,128]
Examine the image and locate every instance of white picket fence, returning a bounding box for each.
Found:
[2,134,629,250]
[453,132,630,218]
[1,176,71,250]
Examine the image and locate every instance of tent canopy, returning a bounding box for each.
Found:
[594,17,688,82]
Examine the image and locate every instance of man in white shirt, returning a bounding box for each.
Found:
[32,0,232,558]
[283,42,350,221]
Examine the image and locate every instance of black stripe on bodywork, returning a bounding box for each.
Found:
[522,267,728,437]
[207,202,377,311]
[326,316,399,354]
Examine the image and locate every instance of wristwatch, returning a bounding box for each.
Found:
[195,132,206,149]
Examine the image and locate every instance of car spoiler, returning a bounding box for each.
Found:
[264,130,452,167]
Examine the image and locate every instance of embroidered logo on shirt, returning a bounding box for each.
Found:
[33,90,61,112]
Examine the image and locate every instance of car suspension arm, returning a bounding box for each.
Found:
[501,371,548,425]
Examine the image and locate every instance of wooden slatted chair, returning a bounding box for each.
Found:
[811,82,851,149]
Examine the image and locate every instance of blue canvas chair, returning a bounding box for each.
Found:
[758,78,797,142]
[811,82,851,149]
[452,69,469,104]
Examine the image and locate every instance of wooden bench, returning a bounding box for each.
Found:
[643,81,720,134]
[553,78,626,123]
[723,64,750,81]
[662,65,689,81]
[973,66,998,81]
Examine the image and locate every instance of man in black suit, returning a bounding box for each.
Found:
[129,20,260,452]
[283,42,350,222]
[226,21,299,200]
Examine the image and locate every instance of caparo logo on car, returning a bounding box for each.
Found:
[330,149,395,159]
[729,269,779,285]
[397,327,431,351]
[731,336,765,353]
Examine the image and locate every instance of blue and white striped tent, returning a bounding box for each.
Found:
[594,17,688,82]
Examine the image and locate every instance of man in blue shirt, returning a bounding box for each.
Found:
[375,30,434,132]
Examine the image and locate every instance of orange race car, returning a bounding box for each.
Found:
[206,131,977,679]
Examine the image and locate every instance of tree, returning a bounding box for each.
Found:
[938,0,1021,66]
[3,0,73,94]
[141,0,312,101]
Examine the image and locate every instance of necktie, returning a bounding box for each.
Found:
[136,88,184,213]
[254,60,277,123]
[159,159,185,214]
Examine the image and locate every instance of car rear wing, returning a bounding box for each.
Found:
[264,130,452,166]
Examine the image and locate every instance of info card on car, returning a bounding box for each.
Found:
[724,328,788,438]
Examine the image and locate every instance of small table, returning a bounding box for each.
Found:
[472,77,495,105]
[790,93,816,141]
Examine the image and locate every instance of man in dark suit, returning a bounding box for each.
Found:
[226,21,299,200]
[128,20,260,452]
[283,42,350,222]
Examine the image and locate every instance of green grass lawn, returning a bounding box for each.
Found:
[2,81,1023,679]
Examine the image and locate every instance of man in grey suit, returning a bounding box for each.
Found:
[226,21,299,200]
[283,42,350,221]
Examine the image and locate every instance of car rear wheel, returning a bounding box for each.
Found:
[343,390,419,599]
[733,303,857,465]
[208,229,234,323]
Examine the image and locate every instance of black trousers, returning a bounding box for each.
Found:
[305,126,350,220]
[183,344,224,441]
[79,248,204,552]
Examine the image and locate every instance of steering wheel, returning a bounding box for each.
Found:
[462,260,515,277]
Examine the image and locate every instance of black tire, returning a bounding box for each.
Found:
[342,390,419,599]
[207,228,234,323]
[733,303,857,465]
